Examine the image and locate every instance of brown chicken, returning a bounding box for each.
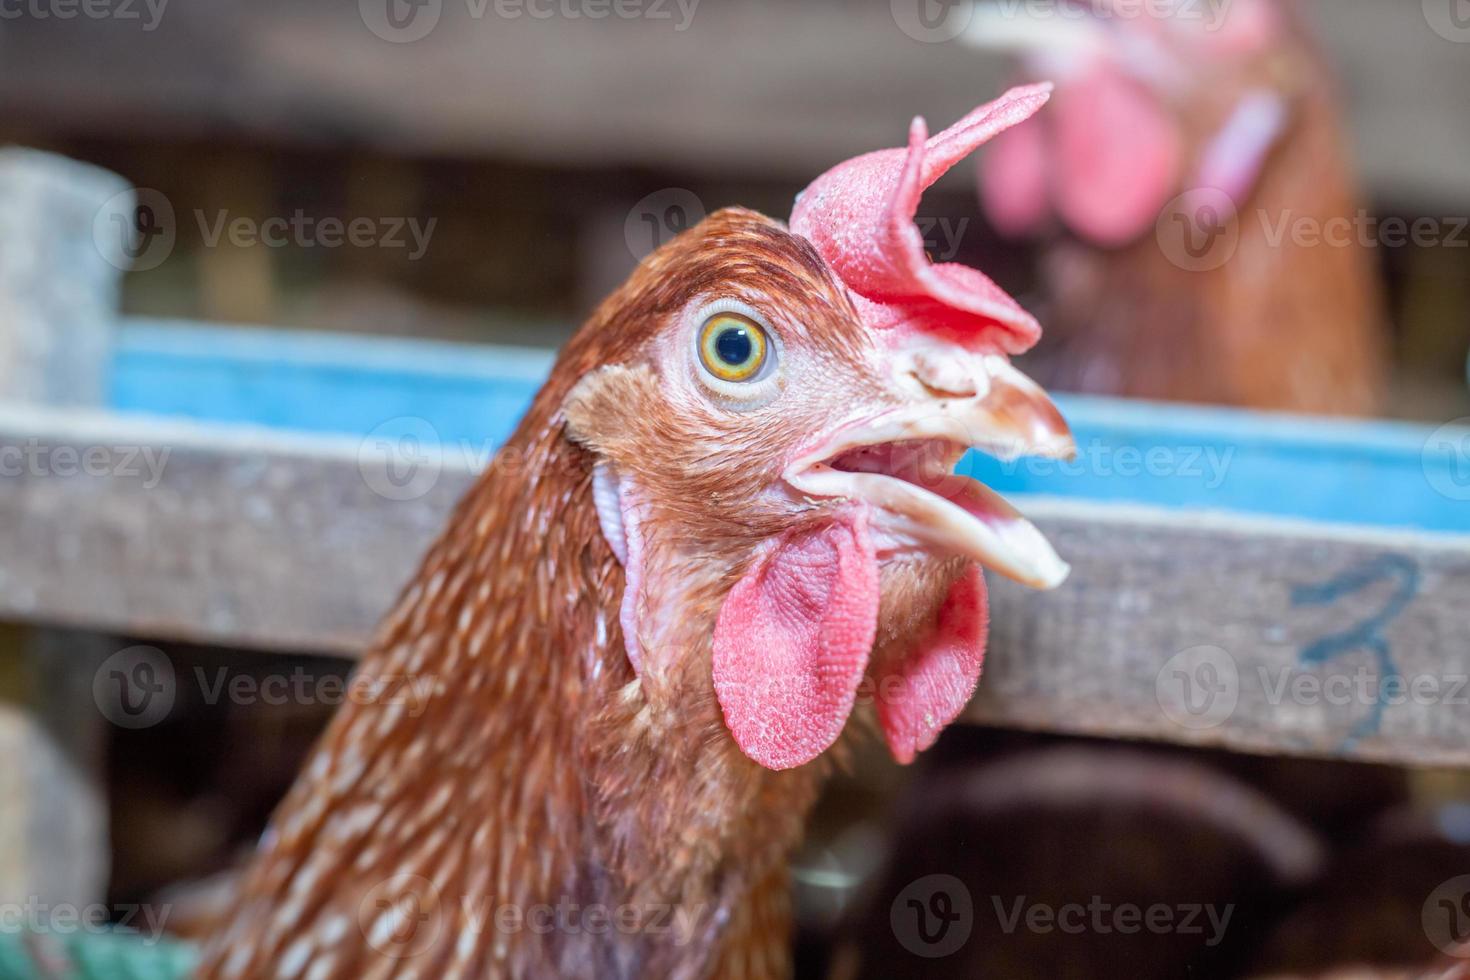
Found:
[197,86,1074,978]
[973,0,1385,414]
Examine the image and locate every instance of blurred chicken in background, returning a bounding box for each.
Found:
[971,0,1387,415]
[839,740,1467,979]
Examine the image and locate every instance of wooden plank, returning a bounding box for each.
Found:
[3,404,1470,770]
[0,405,475,654]
[971,504,1470,770]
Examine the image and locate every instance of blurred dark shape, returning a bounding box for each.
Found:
[1247,806,1470,977]
[1210,753,1414,846]
[843,742,1325,979]
[975,0,1387,416]
[106,643,346,908]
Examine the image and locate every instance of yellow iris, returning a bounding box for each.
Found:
[698,313,769,383]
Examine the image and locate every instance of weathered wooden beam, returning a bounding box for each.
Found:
[0,404,475,655]
[3,404,1469,770]
[971,504,1470,770]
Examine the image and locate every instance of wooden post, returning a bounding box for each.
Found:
[0,148,131,909]
[0,148,129,405]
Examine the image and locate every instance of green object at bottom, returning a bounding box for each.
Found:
[0,930,197,980]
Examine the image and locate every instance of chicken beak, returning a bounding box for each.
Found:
[785,358,1074,591]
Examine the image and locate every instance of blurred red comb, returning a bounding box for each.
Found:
[791,83,1052,355]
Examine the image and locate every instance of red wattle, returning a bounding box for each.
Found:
[712,511,880,771]
[1053,65,1182,247]
[875,564,989,764]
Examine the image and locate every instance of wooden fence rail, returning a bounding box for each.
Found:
[2,366,1469,771]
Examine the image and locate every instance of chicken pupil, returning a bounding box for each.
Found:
[715,327,753,365]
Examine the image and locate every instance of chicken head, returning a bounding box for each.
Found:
[563,85,1072,773]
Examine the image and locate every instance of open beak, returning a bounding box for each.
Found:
[785,359,1074,591]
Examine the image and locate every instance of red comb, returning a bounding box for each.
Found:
[791,84,1053,355]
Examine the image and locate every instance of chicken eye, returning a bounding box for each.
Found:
[698,313,770,383]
